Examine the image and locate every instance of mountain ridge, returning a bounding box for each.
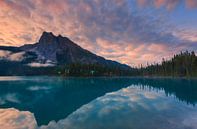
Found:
[0,31,131,70]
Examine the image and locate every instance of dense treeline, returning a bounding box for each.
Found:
[57,63,137,76]
[139,51,197,77]
[58,51,197,77]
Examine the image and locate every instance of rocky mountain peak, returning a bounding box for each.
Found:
[38,31,57,44]
[38,32,73,46]
[18,31,131,69]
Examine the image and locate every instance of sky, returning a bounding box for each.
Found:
[0,0,197,66]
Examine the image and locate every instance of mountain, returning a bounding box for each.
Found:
[0,32,131,75]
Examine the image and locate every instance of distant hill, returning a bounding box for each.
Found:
[0,32,131,76]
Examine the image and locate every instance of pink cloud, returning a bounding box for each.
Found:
[154,0,166,7]
[95,38,175,66]
[186,0,197,8]
[137,0,197,9]
[0,0,196,66]
[0,0,33,17]
[0,108,37,129]
[137,0,148,7]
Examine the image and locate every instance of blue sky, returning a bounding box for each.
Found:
[169,2,197,29]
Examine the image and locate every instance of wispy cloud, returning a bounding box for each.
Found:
[27,86,51,91]
[27,62,55,67]
[0,50,25,61]
[0,93,20,104]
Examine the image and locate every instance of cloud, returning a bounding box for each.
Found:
[0,77,23,81]
[0,0,34,18]
[4,93,20,104]
[95,38,177,66]
[0,93,20,106]
[0,50,11,58]
[8,52,25,61]
[137,0,197,9]
[0,108,37,129]
[0,50,25,61]
[27,62,55,67]
[0,0,196,66]
[174,29,197,42]
[40,86,197,129]
[183,112,197,129]
[186,0,197,8]
[27,86,51,91]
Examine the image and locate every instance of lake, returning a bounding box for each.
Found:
[0,77,197,129]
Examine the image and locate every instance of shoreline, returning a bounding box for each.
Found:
[0,75,196,79]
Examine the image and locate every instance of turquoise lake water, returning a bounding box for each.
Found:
[0,77,197,129]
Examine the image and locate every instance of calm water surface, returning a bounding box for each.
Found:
[0,76,197,129]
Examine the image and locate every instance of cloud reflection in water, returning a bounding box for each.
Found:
[43,86,196,129]
[0,85,197,129]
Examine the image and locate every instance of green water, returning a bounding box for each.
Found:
[0,77,197,129]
